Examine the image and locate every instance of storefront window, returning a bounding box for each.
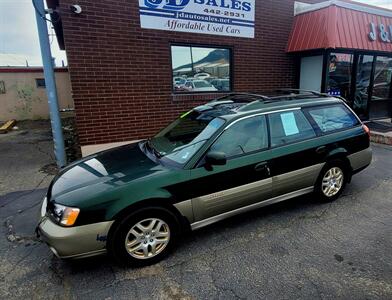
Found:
[354,55,374,117]
[369,56,392,119]
[327,53,353,100]
[171,45,231,93]
[372,57,392,101]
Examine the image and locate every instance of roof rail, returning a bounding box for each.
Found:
[331,95,349,103]
[209,92,270,103]
[204,89,347,113]
[274,89,349,103]
[274,89,330,97]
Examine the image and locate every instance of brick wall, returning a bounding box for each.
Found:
[59,0,318,146]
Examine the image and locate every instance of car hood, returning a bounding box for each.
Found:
[49,142,161,201]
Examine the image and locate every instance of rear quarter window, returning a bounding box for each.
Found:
[306,104,359,133]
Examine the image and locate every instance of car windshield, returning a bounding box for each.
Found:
[194,81,212,88]
[150,111,225,165]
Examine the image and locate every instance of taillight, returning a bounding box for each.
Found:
[362,124,370,137]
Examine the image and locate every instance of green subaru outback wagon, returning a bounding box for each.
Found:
[37,91,372,266]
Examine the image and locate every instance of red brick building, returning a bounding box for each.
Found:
[47,0,392,155]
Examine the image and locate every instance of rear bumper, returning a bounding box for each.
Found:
[348,147,372,173]
[36,198,113,259]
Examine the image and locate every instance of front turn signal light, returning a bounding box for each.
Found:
[53,203,80,226]
[61,207,80,226]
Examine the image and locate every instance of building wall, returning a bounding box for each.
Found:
[58,0,318,149]
[300,55,324,92]
[0,68,74,121]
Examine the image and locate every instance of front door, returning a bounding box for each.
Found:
[189,115,273,221]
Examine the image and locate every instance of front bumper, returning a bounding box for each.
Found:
[36,198,113,259]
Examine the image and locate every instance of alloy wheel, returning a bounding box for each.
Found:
[124,218,170,260]
[322,167,344,197]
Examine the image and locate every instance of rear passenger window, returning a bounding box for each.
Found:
[268,110,316,147]
[307,104,359,133]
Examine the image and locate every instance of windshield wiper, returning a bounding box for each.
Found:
[146,139,163,158]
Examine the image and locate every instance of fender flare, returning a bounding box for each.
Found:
[108,198,191,238]
[325,147,353,182]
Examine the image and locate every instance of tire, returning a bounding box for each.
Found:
[315,160,348,202]
[108,207,180,267]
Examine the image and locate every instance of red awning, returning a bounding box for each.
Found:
[287,0,392,53]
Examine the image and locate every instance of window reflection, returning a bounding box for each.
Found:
[84,158,108,176]
[171,46,231,93]
[354,55,373,117]
[370,56,392,119]
[372,57,392,101]
[327,53,353,100]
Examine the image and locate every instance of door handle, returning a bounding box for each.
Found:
[315,146,327,154]
[255,162,270,176]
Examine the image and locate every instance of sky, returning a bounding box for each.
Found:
[355,0,392,10]
[0,0,66,67]
[172,46,216,69]
[0,0,391,67]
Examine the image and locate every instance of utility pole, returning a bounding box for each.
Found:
[33,0,67,167]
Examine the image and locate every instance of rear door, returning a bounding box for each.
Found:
[267,108,324,197]
[188,115,274,221]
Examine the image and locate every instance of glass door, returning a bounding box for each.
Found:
[353,55,374,119]
[369,56,392,119]
[326,53,353,99]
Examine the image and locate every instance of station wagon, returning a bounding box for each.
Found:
[36,90,372,266]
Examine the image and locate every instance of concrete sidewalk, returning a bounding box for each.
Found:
[366,119,392,146]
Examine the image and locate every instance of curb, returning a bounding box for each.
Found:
[370,131,392,146]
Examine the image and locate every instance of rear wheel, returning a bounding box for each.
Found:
[108,207,179,267]
[316,160,347,202]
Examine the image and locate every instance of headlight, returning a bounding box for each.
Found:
[52,203,80,226]
[41,197,47,217]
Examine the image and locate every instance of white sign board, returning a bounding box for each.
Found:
[138,0,255,38]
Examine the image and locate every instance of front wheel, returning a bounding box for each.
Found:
[316,161,347,202]
[108,207,179,267]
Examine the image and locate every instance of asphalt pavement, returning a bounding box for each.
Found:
[0,124,391,299]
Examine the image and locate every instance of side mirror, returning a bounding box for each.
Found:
[205,151,227,166]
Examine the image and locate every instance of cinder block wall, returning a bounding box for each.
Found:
[59,0,318,147]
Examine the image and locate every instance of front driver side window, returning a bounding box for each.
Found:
[211,115,268,158]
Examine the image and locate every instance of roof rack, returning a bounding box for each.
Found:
[273,89,330,98]
[209,92,270,103]
[273,89,349,103]
[204,89,346,113]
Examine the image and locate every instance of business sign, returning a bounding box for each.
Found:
[138,0,255,38]
[368,22,392,43]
